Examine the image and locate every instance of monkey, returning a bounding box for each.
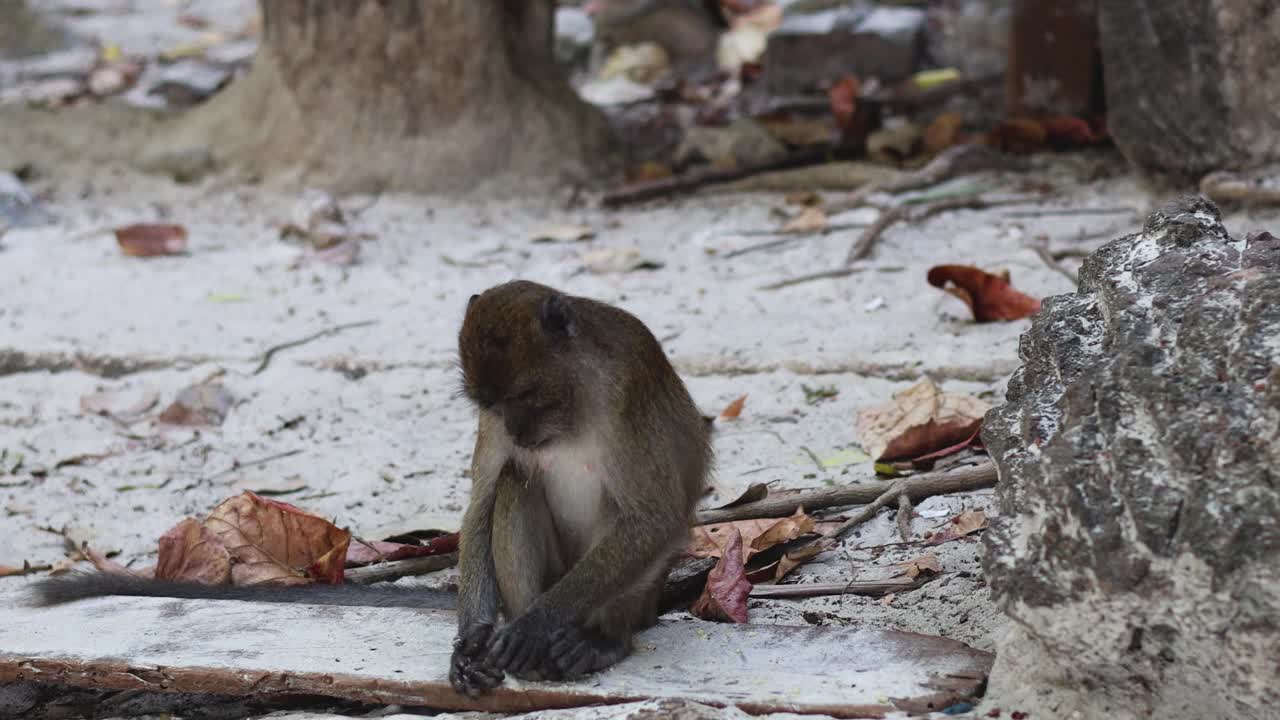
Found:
[28,280,713,698]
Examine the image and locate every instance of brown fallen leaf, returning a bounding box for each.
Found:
[745,537,832,584]
[988,117,1047,154]
[925,510,988,546]
[718,394,747,421]
[345,533,459,567]
[115,223,188,257]
[1040,115,1104,148]
[690,507,814,560]
[690,528,750,624]
[782,206,828,234]
[923,112,966,155]
[856,378,991,462]
[926,265,1042,322]
[156,518,232,584]
[889,553,943,579]
[204,491,351,585]
[158,383,235,427]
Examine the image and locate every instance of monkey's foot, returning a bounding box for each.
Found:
[544,625,630,680]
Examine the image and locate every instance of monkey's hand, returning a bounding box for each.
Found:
[484,607,569,679]
[449,621,504,696]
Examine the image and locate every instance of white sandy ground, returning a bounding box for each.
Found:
[2,101,1279,719]
[2,7,1280,717]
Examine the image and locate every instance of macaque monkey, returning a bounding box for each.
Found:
[31,281,713,697]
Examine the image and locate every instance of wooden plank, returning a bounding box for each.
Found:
[0,596,991,717]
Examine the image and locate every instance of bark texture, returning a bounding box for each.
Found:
[148,0,616,194]
[982,196,1280,719]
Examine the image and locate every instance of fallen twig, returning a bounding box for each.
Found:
[831,480,908,540]
[253,320,377,375]
[749,576,925,599]
[897,493,914,542]
[202,449,303,483]
[844,195,1029,265]
[344,552,458,584]
[757,264,905,291]
[1028,237,1078,284]
[828,144,1028,213]
[695,461,997,525]
[1003,206,1136,218]
[721,223,870,259]
[602,148,855,208]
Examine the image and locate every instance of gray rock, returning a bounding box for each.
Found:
[1099,1,1280,179]
[555,6,594,67]
[764,3,924,97]
[983,196,1280,719]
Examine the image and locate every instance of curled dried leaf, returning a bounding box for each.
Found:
[690,528,750,624]
[855,378,991,462]
[115,223,188,257]
[927,264,1041,322]
[204,491,351,585]
[156,518,232,584]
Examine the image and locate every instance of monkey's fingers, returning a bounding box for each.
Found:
[455,622,494,658]
[450,656,503,697]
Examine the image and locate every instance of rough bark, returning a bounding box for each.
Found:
[145,0,616,194]
[1098,0,1280,179]
[982,196,1280,719]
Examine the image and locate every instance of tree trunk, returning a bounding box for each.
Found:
[148,0,616,194]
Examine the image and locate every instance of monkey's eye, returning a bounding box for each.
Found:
[507,388,537,404]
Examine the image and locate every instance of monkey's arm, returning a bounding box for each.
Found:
[449,420,507,695]
[28,571,454,608]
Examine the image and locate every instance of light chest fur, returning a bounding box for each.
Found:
[513,431,609,558]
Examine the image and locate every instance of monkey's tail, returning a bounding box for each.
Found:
[28,571,456,609]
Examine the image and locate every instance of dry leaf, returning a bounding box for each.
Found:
[690,507,814,560]
[582,247,664,274]
[855,378,991,462]
[718,394,747,421]
[706,483,768,511]
[690,528,750,624]
[115,223,188,257]
[158,383,235,427]
[156,518,232,584]
[345,533,459,567]
[599,42,670,84]
[746,538,832,584]
[923,113,966,155]
[80,389,159,424]
[1041,115,1102,148]
[204,491,351,585]
[782,206,828,234]
[890,553,943,579]
[828,75,861,133]
[925,510,988,546]
[927,265,1042,322]
[988,117,1047,154]
[530,224,595,243]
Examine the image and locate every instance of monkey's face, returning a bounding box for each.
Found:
[458,282,580,449]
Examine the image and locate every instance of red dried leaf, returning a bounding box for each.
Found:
[115,223,188,257]
[855,378,991,462]
[345,533,459,567]
[828,75,860,132]
[1040,115,1099,148]
[156,518,232,584]
[908,423,984,464]
[988,117,1047,154]
[690,528,750,623]
[718,394,747,421]
[203,491,351,585]
[927,265,1041,322]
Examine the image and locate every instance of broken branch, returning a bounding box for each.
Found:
[695,461,997,525]
[749,576,925,599]
[253,320,377,375]
[344,552,458,585]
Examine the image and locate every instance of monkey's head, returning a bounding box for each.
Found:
[457,281,581,449]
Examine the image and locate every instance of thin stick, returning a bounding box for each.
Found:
[831,481,906,540]
[844,195,1029,265]
[757,265,905,291]
[1003,206,1135,218]
[722,223,870,259]
[253,320,377,375]
[843,204,907,264]
[695,461,997,525]
[344,553,458,584]
[896,493,914,542]
[1028,238,1078,284]
[202,449,303,482]
[602,148,854,208]
[749,576,923,599]
[828,144,1029,214]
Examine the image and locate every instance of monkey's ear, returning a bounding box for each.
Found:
[467,293,479,308]
[539,294,573,338]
